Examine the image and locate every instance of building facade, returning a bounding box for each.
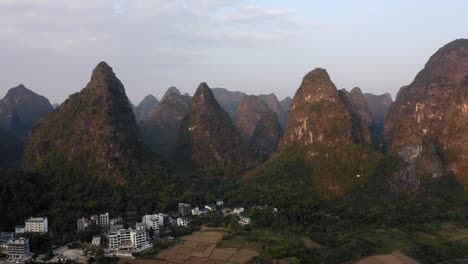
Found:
[109,228,149,252]
[142,214,160,231]
[92,235,101,247]
[178,203,192,216]
[0,232,14,252]
[25,217,48,233]
[99,213,109,227]
[177,217,189,227]
[7,238,30,259]
[77,217,90,231]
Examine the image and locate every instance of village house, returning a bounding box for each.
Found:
[205,204,217,211]
[77,217,90,231]
[176,217,189,227]
[0,232,14,252]
[178,203,192,216]
[92,235,101,247]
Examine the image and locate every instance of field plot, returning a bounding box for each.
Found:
[153,228,259,264]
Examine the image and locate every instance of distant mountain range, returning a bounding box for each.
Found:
[0,39,465,201]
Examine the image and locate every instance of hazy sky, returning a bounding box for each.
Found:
[0,0,467,105]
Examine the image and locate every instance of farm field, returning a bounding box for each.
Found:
[121,227,260,264]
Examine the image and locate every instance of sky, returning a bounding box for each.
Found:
[0,0,467,105]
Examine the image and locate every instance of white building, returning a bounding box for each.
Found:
[14,226,25,235]
[177,217,189,227]
[239,215,251,225]
[136,223,146,231]
[109,228,149,252]
[110,216,122,225]
[142,214,160,231]
[205,204,216,211]
[92,235,101,247]
[233,207,244,215]
[77,217,90,231]
[99,213,109,227]
[216,198,224,207]
[25,217,48,233]
[191,207,200,215]
[7,238,30,259]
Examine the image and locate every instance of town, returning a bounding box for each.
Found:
[0,199,279,264]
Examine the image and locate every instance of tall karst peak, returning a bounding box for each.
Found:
[87,61,125,95]
[0,84,53,137]
[22,61,141,184]
[275,68,379,198]
[192,82,218,107]
[140,86,191,158]
[178,82,251,175]
[164,86,181,97]
[235,95,272,144]
[135,94,159,122]
[345,87,373,145]
[250,111,282,161]
[384,39,468,193]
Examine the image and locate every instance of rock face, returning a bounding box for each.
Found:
[258,93,289,129]
[278,68,377,198]
[211,88,246,117]
[178,83,250,173]
[23,62,142,184]
[0,84,53,137]
[384,39,468,192]
[134,95,159,122]
[341,87,373,145]
[250,111,282,161]
[141,87,191,158]
[235,95,272,144]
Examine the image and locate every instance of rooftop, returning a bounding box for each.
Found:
[26,217,47,222]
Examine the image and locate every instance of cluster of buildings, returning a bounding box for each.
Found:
[77,213,122,231]
[0,217,49,261]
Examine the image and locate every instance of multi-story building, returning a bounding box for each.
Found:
[142,214,160,231]
[136,223,146,231]
[25,217,48,233]
[157,213,170,227]
[131,229,148,248]
[90,215,99,225]
[77,217,90,231]
[110,216,122,225]
[7,238,30,259]
[0,232,14,252]
[99,213,109,227]
[177,217,189,227]
[109,228,149,252]
[92,235,101,247]
[14,226,25,234]
[178,203,192,216]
